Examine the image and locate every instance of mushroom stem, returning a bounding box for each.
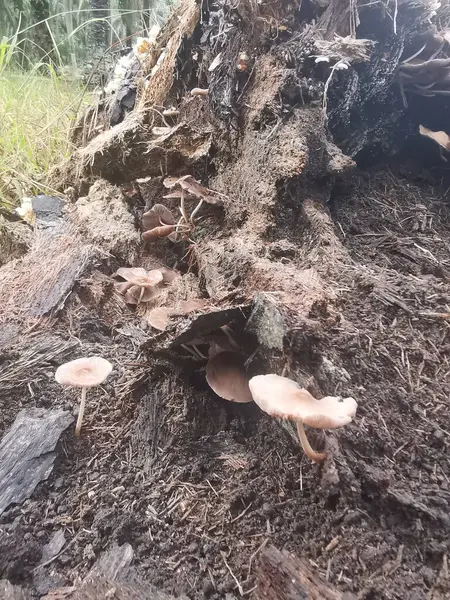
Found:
[179,190,189,225]
[190,198,204,224]
[75,387,87,437]
[296,421,326,463]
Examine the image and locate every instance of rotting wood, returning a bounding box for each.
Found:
[87,543,134,581]
[0,222,95,324]
[0,408,74,515]
[255,546,355,600]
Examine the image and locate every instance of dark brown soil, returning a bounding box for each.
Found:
[1,159,449,599]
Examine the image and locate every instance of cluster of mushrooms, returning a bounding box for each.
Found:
[55,350,357,464]
[141,175,225,242]
[113,266,205,331]
[206,349,357,463]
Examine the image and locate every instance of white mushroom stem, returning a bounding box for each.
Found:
[179,189,189,225]
[296,421,327,464]
[190,198,204,224]
[75,387,87,437]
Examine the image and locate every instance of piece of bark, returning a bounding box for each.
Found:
[40,530,66,564]
[0,408,74,515]
[88,543,134,581]
[255,546,354,600]
[0,580,31,600]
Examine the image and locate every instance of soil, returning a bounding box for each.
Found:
[1,158,449,600]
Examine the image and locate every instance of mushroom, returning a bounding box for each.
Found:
[55,357,113,436]
[248,374,357,463]
[142,204,175,232]
[142,203,190,242]
[115,267,164,305]
[163,175,226,206]
[147,307,172,331]
[206,351,253,403]
[419,124,450,150]
[147,298,207,331]
[142,224,177,241]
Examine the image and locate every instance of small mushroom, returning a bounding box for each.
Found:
[116,267,163,287]
[142,224,177,241]
[55,357,113,436]
[248,374,357,463]
[115,267,164,305]
[163,175,227,206]
[237,52,250,72]
[142,204,188,242]
[147,299,206,331]
[147,307,172,331]
[206,351,253,403]
[142,204,175,232]
[419,124,450,150]
[158,267,179,284]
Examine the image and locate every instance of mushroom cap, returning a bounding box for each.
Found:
[142,204,175,231]
[248,374,357,429]
[115,281,133,295]
[162,175,225,205]
[148,307,172,331]
[124,284,160,305]
[142,224,176,241]
[419,124,450,150]
[158,267,179,284]
[55,357,113,388]
[206,352,253,403]
[172,298,206,315]
[116,267,163,287]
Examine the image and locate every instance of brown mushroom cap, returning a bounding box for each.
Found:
[147,299,206,331]
[124,285,160,305]
[114,281,133,294]
[419,124,450,150]
[248,374,357,428]
[142,204,175,231]
[116,267,163,287]
[147,307,172,331]
[206,352,253,403]
[158,267,179,284]
[172,299,207,315]
[55,357,113,388]
[142,224,177,241]
[162,175,226,206]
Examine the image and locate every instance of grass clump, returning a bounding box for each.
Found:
[0,68,89,206]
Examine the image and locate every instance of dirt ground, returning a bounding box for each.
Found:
[0,156,449,599]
